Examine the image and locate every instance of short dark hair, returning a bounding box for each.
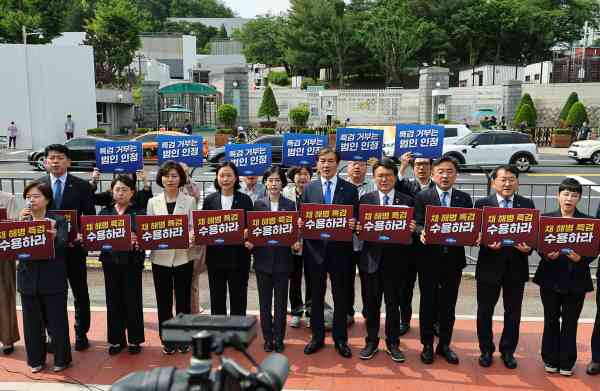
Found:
[432,156,458,171]
[410,157,433,167]
[111,175,136,192]
[23,181,53,202]
[316,146,340,163]
[262,165,287,187]
[156,160,186,188]
[372,158,398,177]
[287,165,313,181]
[44,144,71,159]
[491,165,519,179]
[559,178,582,195]
[214,161,241,192]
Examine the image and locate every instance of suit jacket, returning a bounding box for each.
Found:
[533,209,595,294]
[202,190,253,270]
[475,194,535,285]
[252,195,296,274]
[0,191,19,220]
[359,190,414,274]
[300,177,359,265]
[414,186,473,270]
[146,191,196,267]
[17,212,69,295]
[396,177,435,198]
[94,188,153,211]
[98,204,146,266]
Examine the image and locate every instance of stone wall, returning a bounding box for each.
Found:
[523,83,600,126]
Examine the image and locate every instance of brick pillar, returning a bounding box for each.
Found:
[141,81,160,128]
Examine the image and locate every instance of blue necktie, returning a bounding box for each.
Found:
[53,179,63,209]
[383,194,390,206]
[441,191,449,207]
[501,199,509,208]
[324,181,332,204]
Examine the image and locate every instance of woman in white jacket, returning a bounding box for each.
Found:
[147,161,196,355]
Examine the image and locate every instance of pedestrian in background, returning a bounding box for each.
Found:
[64,114,75,140]
[7,121,17,149]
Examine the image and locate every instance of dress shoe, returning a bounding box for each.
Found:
[398,322,410,336]
[432,323,440,337]
[334,342,352,358]
[359,341,379,360]
[31,365,44,373]
[264,341,274,352]
[479,351,493,367]
[53,363,70,373]
[128,344,142,355]
[108,344,124,355]
[420,344,434,364]
[501,352,517,369]
[587,360,600,375]
[386,344,405,363]
[75,335,89,351]
[436,344,459,364]
[2,345,14,355]
[274,341,285,353]
[178,345,190,354]
[304,339,324,355]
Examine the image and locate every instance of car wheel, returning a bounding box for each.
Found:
[35,155,45,171]
[592,151,600,165]
[511,154,532,173]
[576,159,588,165]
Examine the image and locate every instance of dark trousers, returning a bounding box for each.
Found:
[348,250,368,318]
[66,246,90,337]
[398,258,417,323]
[476,280,525,354]
[289,254,311,316]
[256,271,289,343]
[365,258,401,345]
[418,254,462,346]
[66,132,74,140]
[8,136,16,149]
[207,264,250,316]
[102,261,145,346]
[540,287,585,370]
[152,262,193,344]
[308,255,347,343]
[21,292,71,368]
[592,287,600,363]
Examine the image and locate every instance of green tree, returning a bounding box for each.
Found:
[170,0,233,18]
[217,104,237,128]
[289,104,310,127]
[566,102,589,128]
[515,93,537,126]
[513,103,535,128]
[559,92,579,123]
[84,0,142,86]
[0,0,68,43]
[162,21,218,52]
[232,15,286,67]
[217,23,228,39]
[258,86,280,121]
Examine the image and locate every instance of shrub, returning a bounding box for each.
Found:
[216,128,233,135]
[259,128,276,134]
[565,102,589,128]
[513,104,536,128]
[217,104,238,128]
[267,71,289,86]
[559,92,579,124]
[258,86,280,121]
[552,128,572,135]
[300,78,329,90]
[300,128,316,134]
[437,119,450,124]
[87,128,107,135]
[289,104,310,128]
[514,93,536,126]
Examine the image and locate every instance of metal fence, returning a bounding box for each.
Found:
[530,127,600,147]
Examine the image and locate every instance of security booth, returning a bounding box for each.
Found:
[158,82,222,129]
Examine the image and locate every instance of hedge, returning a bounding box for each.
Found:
[565,102,589,128]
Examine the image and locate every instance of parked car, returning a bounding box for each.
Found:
[28,136,108,171]
[568,140,600,165]
[207,135,283,164]
[383,124,472,159]
[442,130,538,172]
[132,130,209,160]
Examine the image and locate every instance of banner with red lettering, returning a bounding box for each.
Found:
[193,210,245,245]
[247,211,298,246]
[424,206,482,246]
[50,210,78,244]
[0,220,54,261]
[538,216,600,257]
[300,203,353,241]
[81,215,132,252]
[481,207,539,247]
[136,214,189,250]
[358,205,414,244]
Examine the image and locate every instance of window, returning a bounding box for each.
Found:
[494,134,516,144]
[459,80,467,87]
[97,102,108,124]
[534,74,540,81]
[474,133,494,145]
[525,75,531,82]
[444,127,458,138]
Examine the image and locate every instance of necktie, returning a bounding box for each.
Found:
[383,194,390,206]
[501,199,509,208]
[53,179,63,209]
[324,181,332,204]
[441,191,449,207]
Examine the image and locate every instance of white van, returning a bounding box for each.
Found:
[382,124,472,158]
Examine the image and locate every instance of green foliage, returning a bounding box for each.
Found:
[258,86,280,121]
[87,127,107,135]
[300,128,316,134]
[514,93,537,126]
[216,128,233,134]
[300,78,329,89]
[135,128,152,134]
[259,128,276,134]
[217,104,237,128]
[217,23,228,39]
[559,92,579,122]
[513,104,535,128]
[170,0,233,17]
[289,104,311,127]
[0,0,68,43]
[552,128,572,135]
[162,21,218,51]
[232,15,286,66]
[566,102,589,128]
[267,71,289,86]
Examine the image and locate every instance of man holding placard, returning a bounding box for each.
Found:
[475,165,535,369]
[414,156,473,365]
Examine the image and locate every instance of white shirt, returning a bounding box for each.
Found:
[270,201,279,211]
[436,186,453,207]
[50,173,68,194]
[320,175,338,202]
[221,194,234,210]
[496,193,514,208]
[378,189,395,206]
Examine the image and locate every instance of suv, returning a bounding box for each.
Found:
[442,131,538,172]
[568,140,600,165]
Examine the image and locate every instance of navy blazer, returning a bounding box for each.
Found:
[414,186,473,271]
[533,209,595,294]
[98,204,146,266]
[359,190,414,274]
[252,195,296,274]
[17,212,69,296]
[300,177,359,265]
[202,190,253,270]
[396,177,435,198]
[475,194,536,285]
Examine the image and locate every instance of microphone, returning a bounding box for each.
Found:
[24,200,32,221]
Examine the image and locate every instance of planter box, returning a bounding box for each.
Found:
[215,133,230,147]
[260,121,277,128]
[551,134,572,148]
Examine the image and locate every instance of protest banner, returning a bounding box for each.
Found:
[424,206,482,246]
[282,133,328,166]
[136,214,190,250]
[50,210,78,244]
[358,205,414,244]
[247,211,298,246]
[96,141,143,173]
[481,207,539,247]
[81,215,132,252]
[538,216,600,257]
[225,144,271,176]
[157,135,204,167]
[0,220,54,261]
[193,210,245,245]
[394,124,445,158]
[300,203,353,241]
[336,128,383,161]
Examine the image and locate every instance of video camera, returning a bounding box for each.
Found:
[110,314,289,391]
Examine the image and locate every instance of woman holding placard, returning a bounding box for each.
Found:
[147,161,196,355]
[533,178,595,377]
[99,175,146,355]
[18,181,71,373]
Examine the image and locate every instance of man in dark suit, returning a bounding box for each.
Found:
[588,205,600,375]
[414,156,473,365]
[358,158,415,363]
[475,165,535,369]
[301,147,358,358]
[38,144,95,351]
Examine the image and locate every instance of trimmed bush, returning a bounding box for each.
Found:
[87,128,107,135]
[217,104,238,128]
[267,71,289,86]
[300,128,316,134]
[565,102,589,128]
[552,128,572,135]
[216,128,233,134]
[514,104,536,128]
[559,92,579,124]
[259,128,276,134]
[289,104,310,128]
[514,93,537,127]
[258,86,280,121]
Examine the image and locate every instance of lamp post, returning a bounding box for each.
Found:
[22,26,43,149]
